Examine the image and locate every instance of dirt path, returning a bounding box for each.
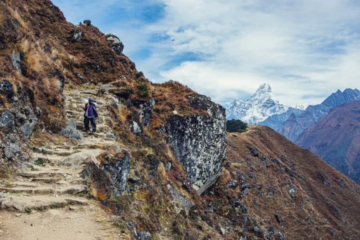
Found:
[0,88,126,240]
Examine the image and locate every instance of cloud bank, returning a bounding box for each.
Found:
[52,0,360,106]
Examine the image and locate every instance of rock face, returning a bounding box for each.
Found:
[279,88,360,142]
[61,120,84,142]
[102,148,130,196]
[166,95,227,194]
[106,34,124,55]
[296,101,360,184]
[0,111,15,132]
[0,80,14,97]
[226,83,300,125]
[140,98,155,127]
[17,106,38,139]
[258,107,303,131]
[11,52,22,74]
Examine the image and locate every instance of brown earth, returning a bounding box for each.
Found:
[206,126,360,239]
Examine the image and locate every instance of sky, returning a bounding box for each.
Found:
[52,0,360,107]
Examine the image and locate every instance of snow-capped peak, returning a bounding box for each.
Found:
[226,83,289,125]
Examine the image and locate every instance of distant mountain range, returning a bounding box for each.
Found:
[278,89,360,142]
[297,101,360,184]
[226,83,303,124]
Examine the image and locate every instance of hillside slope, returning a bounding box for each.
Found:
[297,101,360,184]
[207,126,360,239]
[278,89,360,142]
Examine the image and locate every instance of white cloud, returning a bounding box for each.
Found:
[53,0,360,106]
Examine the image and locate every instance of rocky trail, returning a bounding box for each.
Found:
[0,88,125,240]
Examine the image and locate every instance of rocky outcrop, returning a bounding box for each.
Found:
[70,29,83,42]
[0,80,14,97]
[12,52,22,74]
[140,98,155,126]
[17,106,38,139]
[106,34,124,55]
[61,120,84,142]
[166,95,227,194]
[83,147,130,197]
[0,111,15,132]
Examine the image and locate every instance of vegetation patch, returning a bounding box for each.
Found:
[226,119,247,132]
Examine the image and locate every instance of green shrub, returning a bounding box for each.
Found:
[137,83,149,97]
[226,119,247,133]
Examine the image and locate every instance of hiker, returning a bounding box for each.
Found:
[84,97,98,134]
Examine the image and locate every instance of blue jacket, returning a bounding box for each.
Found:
[84,103,98,118]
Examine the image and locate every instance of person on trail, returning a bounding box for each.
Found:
[84,97,98,134]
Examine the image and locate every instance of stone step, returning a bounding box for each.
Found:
[30,177,62,184]
[18,171,72,179]
[4,182,37,188]
[1,187,54,194]
[1,195,88,213]
[0,185,87,195]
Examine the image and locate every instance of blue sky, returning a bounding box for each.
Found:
[52,0,360,106]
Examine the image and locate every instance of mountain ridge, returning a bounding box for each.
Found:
[278,88,360,142]
[226,83,301,125]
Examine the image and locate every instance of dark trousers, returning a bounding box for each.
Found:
[84,117,96,132]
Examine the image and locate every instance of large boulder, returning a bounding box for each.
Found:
[82,147,130,197]
[166,95,227,194]
[106,35,124,55]
[61,120,84,142]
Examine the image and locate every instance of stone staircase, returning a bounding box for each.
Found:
[0,88,124,239]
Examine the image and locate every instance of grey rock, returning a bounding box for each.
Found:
[0,111,14,132]
[166,94,227,194]
[289,188,297,199]
[167,184,194,210]
[70,29,83,42]
[0,80,14,96]
[103,149,130,196]
[265,227,285,240]
[4,142,21,159]
[12,52,22,74]
[19,106,38,139]
[129,121,142,134]
[140,98,155,126]
[253,227,261,233]
[275,214,282,224]
[127,221,152,240]
[220,227,226,235]
[76,73,84,79]
[166,161,172,172]
[61,120,84,142]
[106,35,124,54]
[227,179,238,189]
[128,177,141,183]
[332,230,337,237]
[136,232,152,240]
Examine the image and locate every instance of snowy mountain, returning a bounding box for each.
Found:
[226,83,296,125]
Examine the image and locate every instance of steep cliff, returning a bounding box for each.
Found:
[297,101,360,184]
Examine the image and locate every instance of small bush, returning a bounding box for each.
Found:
[226,119,247,133]
[137,83,149,97]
